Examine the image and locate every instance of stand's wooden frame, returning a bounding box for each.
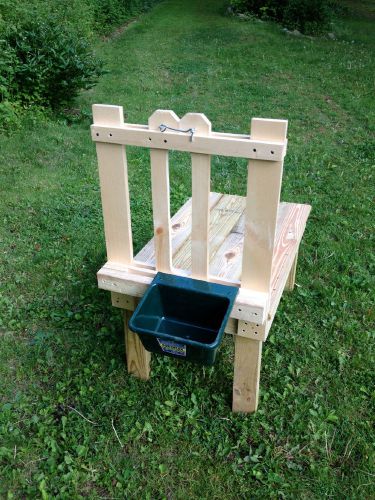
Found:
[92,104,311,413]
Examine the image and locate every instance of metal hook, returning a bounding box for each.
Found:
[159,124,195,142]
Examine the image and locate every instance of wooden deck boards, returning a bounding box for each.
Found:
[135,193,309,288]
[99,192,310,330]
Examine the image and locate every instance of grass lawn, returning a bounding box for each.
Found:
[0,0,374,497]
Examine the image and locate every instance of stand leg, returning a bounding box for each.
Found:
[285,249,299,291]
[233,336,262,413]
[124,310,151,380]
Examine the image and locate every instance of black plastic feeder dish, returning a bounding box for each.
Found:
[129,272,239,365]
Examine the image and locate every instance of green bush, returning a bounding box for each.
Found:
[0,0,160,130]
[228,0,332,34]
[2,21,104,109]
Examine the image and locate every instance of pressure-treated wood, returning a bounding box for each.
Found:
[124,309,151,380]
[92,106,311,414]
[233,337,262,413]
[241,119,288,294]
[285,250,298,291]
[187,113,212,280]
[148,111,178,273]
[92,105,133,264]
[91,123,287,161]
[97,195,310,328]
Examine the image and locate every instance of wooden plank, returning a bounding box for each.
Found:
[241,119,288,294]
[268,204,311,321]
[111,292,136,310]
[209,213,244,281]
[210,202,290,282]
[90,122,287,161]
[147,111,179,273]
[92,104,133,264]
[135,192,222,267]
[184,113,212,280]
[97,261,269,323]
[233,336,262,413]
[174,194,246,272]
[124,309,150,380]
[285,251,298,291]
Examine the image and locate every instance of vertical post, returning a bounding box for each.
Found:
[285,248,299,291]
[124,309,151,380]
[233,337,262,412]
[148,110,179,272]
[92,105,133,264]
[233,118,288,413]
[181,113,212,280]
[241,118,288,293]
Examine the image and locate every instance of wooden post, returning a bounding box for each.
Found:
[285,249,298,291]
[124,309,151,380]
[233,118,288,413]
[233,337,262,412]
[181,113,212,280]
[148,110,179,273]
[92,105,133,264]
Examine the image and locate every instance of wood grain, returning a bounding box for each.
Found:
[92,104,133,264]
[124,309,151,380]
[233,336,262,413]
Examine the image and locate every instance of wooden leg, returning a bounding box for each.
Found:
[285,250,298,291]
[233,336,262,413]
[124,310,151,380]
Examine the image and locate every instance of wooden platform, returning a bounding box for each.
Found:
[98,192,310,340]
[92,105,311,413]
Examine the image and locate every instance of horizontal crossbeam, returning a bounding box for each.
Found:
[97,260,269,324]
[91,123,287,161]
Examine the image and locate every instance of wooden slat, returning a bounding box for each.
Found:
[209,203,290,282]
[124,309,150,380]
[285,251,298,291]
[135,193,222,267]
[148,111,179,273]
[97,261,269,323]
[92,104,133,264]
[174,194,246,271]
[268,204,311,320]
[233,337,262,413]
[241,119,288,294]
[90,122,287,161]
[184,113,212,280]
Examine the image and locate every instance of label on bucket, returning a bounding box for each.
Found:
[157,338,186,357]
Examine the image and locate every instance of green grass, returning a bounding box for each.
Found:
[0,0,374,497]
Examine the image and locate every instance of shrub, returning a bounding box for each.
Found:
[2,21,104,109]
[228,0,332,35]
[283,0,331,33]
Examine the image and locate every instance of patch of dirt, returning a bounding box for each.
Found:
[102,19,137,42]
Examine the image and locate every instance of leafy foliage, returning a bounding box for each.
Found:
[228,0,333,34]
[3,22,104,109]
[0,0,160,128]
[0,0,374,497]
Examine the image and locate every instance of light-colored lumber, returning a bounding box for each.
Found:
[98,198,310,326]
[92,104,133,264]
[284,249,298,291]
[135,192,222,267]
[148,111,178,273]
[184,113,212,280]
[124,309,151,380]
[241,118,288,294]
[111,292,136,310]
[91,121,287,161]
[97,260,268,322]
[233,336,262,413]
[174,194,246,271]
